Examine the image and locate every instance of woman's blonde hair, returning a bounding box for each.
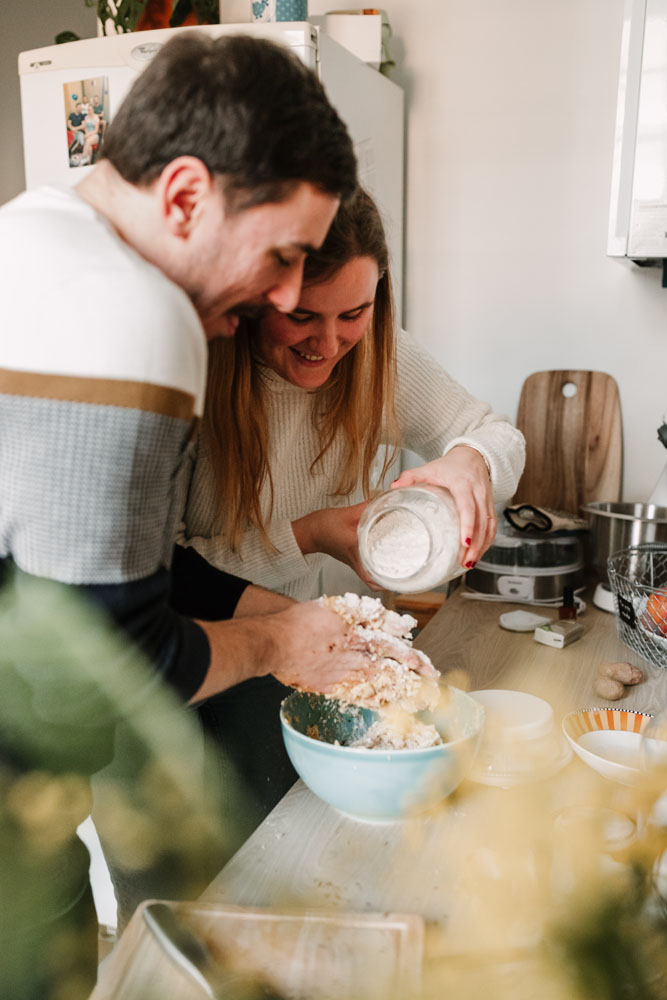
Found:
[203,187,399,551]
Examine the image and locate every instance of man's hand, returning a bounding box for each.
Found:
[267,600,375,693]
[192,599,374,703]
[233,584,293,617]
[345,629,439,679]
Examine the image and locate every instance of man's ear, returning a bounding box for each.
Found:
[156,156,214,237]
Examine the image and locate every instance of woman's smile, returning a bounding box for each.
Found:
[291,347,327,363]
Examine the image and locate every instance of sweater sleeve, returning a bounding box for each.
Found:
[180,518,314,592]
[170,543,252,620]
[390,329,525,504]
[178,432,316,591]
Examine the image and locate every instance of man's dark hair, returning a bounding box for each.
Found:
[102,31,357,208]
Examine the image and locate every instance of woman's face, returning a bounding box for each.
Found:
[254,255,379,389]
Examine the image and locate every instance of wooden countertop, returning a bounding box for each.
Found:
[200,586,667,918]
[413,585,667,718]
[94,586,667,997]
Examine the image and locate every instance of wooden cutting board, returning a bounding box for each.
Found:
[512,370,623,513]
[91,900,424,1000]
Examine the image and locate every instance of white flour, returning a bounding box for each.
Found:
[367,509,431,579]
[351,708,443,750]
[361,488,462,592]
[314,594,443,750]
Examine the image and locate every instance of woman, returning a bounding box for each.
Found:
[173,188,525,825]
[81,106,100,165]
[180,188,525,601]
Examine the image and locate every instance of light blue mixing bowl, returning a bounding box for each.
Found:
[280,687,485,821]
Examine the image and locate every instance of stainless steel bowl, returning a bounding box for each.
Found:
[582,502,667,583]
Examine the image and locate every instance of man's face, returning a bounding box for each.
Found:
[181,182,340,339]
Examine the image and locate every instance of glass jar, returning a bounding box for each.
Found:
[357,484,463,592]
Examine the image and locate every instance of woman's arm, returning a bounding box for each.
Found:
[180,517,314,592]
[390,329,525,497]
[387,329,526,565]
[292,500,379,589]
[391,446,496,566]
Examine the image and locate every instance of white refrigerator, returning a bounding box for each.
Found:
[18,22,404,316]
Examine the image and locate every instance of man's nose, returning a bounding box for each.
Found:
[266,259,305,313]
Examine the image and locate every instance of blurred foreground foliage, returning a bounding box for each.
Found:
[0,569,249,999]
[415,722,667,1000]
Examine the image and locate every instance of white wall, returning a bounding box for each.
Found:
[378,0,667,502]
[1,0,97,205]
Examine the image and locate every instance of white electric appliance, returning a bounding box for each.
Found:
[608,0,667,262]
[18,22,404,314]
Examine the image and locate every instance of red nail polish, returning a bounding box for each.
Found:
[465,537,472,546]
[465,560,476,569]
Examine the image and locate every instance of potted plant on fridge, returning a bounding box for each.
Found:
[87,0,219,35]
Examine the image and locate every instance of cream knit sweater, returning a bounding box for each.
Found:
[180,329,525,600]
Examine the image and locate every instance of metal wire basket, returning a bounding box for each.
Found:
[607,543,667,669]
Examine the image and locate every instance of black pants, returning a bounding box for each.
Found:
[196,673,298,825]
[95,675,297,933]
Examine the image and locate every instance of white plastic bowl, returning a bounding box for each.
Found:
[467,689,570,788]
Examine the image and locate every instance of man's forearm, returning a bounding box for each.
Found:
[233,584,294,618]
[189,614,279,703]
[189,600,373,707]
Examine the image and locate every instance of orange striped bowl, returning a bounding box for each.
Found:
[562,708,654,786]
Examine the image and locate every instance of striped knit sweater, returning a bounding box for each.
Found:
[0,185,212,701]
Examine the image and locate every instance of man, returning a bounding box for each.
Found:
[2,32,366,724]
[67,100,85,152]
[0,31,399,997]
